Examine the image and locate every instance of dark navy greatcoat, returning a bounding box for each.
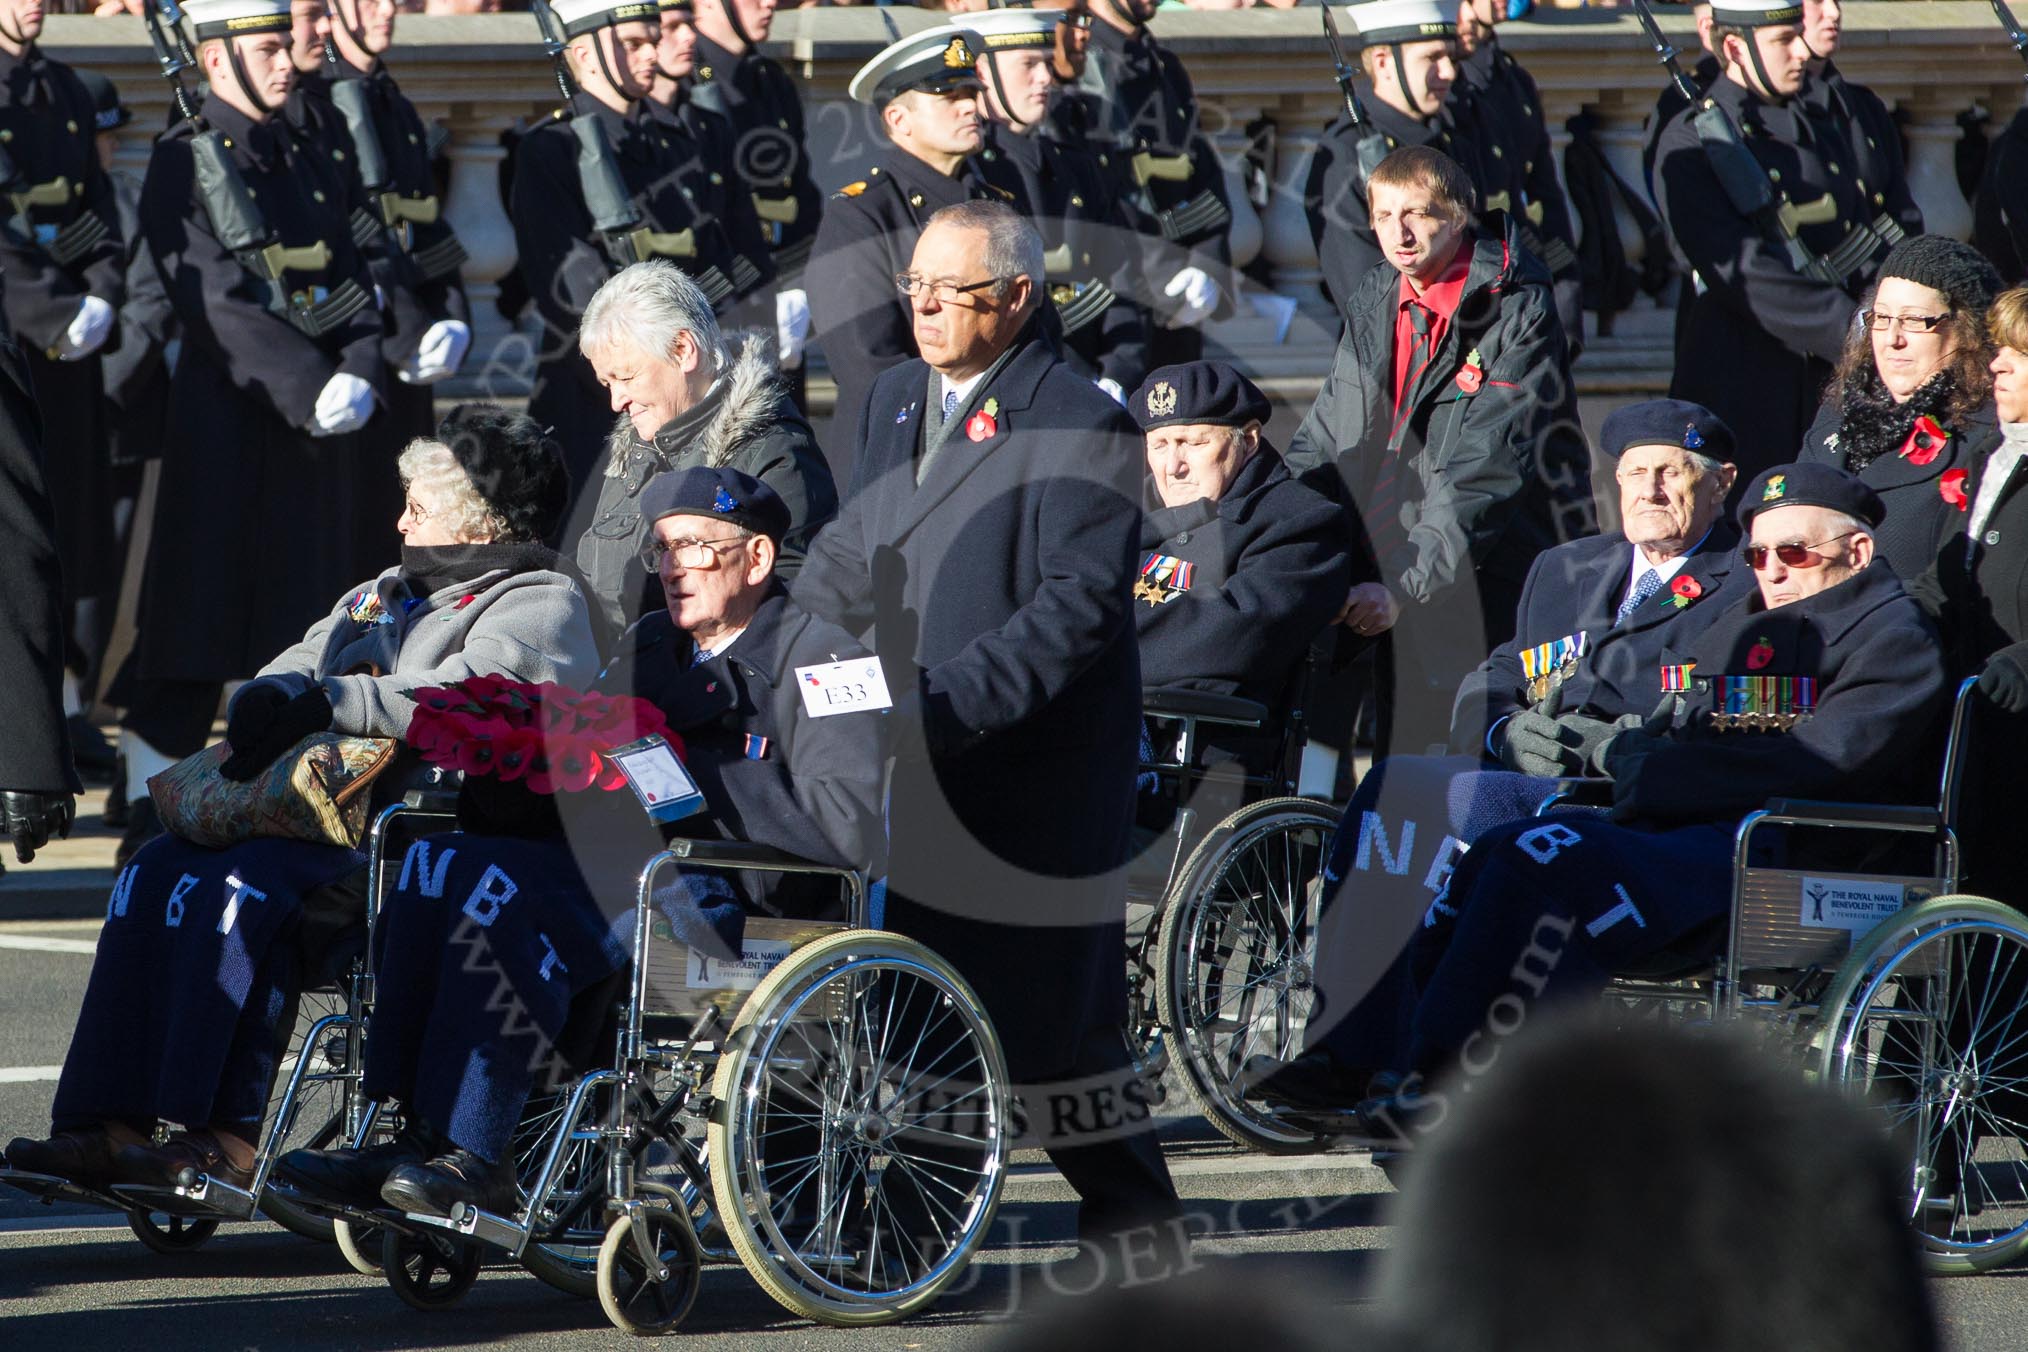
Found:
[137,95,386,685]
[1136,444,1349,769]
[975,120,1150,392]
[793,323,1144,1087]
[0,338,79,795]
[1975,105,2028,286]
[689,30,824,280]
[593,583,887,917]
[509,97,773,490]
[1799,398,2002,582]
[1452,522,1747,752]
[805,144,996,466]
[1654,75,1921,485]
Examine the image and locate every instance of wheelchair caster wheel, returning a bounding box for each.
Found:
[381,1227,481,1309]
[597,1209,703,1335]
[128,1209,219,1254]
[333,1217,386,1276]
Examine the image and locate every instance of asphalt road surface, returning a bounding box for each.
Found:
[3,914,2027,1350]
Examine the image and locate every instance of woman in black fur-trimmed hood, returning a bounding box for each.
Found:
[1800,235,2005,579]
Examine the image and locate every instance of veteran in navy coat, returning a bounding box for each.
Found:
[1129,363,1350,773]
[794,200,1183,1256]
[1351,464,1949,1136]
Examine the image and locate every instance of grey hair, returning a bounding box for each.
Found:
[579,260,728,368]
[925,199,1045,305]
[398,438,502,542]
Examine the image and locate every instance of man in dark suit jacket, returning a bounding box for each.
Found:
[0,336,78,865]
[1251,400,1753,1114]
[795,198,1184,1272]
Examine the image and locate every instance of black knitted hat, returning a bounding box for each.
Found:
[434,404,569,544]
[1878,235,2005,317]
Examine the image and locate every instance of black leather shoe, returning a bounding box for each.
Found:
[380,1147,518,1218]
[277,1126,436,1209]
[1355,1086,1445,1148]
[1242,1051,1376,1112]
[115,1129,254,1190]
[5,1128,124,1187]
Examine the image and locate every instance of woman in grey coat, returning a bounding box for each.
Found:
[5,407,603,1197]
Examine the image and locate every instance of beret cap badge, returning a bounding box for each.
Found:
[712,485,739,514]
[1146,381,1178,418]
[1763,474,1786,501]
[1683,423,1704,450]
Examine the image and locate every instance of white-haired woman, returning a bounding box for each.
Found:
[572,260,837,635]
[4,405,602,1196]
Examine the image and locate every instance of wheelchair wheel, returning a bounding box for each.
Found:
[1155,797,1337,1154]
[707,929,1010,1326]
[1817,895,2028,1274]
[382,1225,483,1309]
[257,988,354,1244]
[333,1217,386,1276]
[516,1082,618,1299]
[596,1208,704,1335]
[128,1208,219,1254]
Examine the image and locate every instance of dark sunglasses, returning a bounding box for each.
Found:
[1741,532,1856,571]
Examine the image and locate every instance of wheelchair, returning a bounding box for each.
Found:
[1128,652,1342,1154]
[266,798,1013,1331]
[0,801,421,1255]
[1555,676,2028,1275]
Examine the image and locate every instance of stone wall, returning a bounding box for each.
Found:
[48,3,2026,404]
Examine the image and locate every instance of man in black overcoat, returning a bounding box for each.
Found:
[795,199,1185,1273]
[0,334,78,865]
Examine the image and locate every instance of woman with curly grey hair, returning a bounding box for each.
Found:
[4,405,604,1200]
[1800,235,2005,578]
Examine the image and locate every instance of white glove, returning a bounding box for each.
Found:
[310,371,376,437]
[1096,377,1126,406]
[56,295,115,360]
[775,289,811,371]
[399,319,472,386]
[1162,267,1218,330]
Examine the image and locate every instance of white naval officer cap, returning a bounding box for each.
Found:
[1346,0,1459,44]
[1705,0,1805,26]
[959,7,1061,51]
[546,0,660,39]
[181,0,292,41]
[847,24,986,106]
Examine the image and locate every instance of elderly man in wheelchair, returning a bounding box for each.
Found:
[274,467,888,1221]
[1305,463,1950,1139]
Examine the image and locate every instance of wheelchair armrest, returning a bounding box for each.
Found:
[1533,778,1612,814]
[399,787,462,814]
[1141,688,1267,728]
[1759,799,1943,831]
[662,837,848,875]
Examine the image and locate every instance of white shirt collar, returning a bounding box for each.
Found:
[941,370,988,414]
[1625,527,1712,600]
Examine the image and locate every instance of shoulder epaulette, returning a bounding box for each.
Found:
[835,180,868,198]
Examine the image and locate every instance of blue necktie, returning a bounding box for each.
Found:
[1617,568,1662,625]
[942,388,959,422]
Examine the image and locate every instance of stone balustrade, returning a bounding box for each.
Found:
[47,3,2026,404]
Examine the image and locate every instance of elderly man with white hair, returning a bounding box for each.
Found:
[572,260,836,636]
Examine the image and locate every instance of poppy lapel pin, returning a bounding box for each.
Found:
[1900,414,1950,467]
[967,398,1001,442]
[1941,467,1970,511]
[1662,575,1702,610]
[1456,348,1484,394]
[1746,636,1775,671]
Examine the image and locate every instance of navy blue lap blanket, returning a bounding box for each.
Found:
[361,833,740,1163]
[53,835,365,1134]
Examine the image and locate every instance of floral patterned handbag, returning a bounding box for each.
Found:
[147,735,400,851]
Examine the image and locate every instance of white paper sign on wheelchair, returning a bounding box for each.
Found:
[1799,876,1904,933]
[608,735,706,823]
[794,657,892,718]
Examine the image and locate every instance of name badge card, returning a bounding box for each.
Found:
[608,735,706,824]
[794,658,893,719]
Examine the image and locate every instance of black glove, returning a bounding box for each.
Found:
[219,687,335,782]
[1978,648,2028,714]
[224,683,292,753]
[1498,708,1575,777]
[1,790,75,864]
[1557,711,1643,771]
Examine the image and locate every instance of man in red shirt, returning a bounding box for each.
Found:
[1288,145,1593,760]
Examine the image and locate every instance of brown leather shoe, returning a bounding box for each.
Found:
[114,1130,254,1190]
[5,1128,125,1187]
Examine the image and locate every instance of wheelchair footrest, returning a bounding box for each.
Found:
[410,1200,528,1253]
[0,1168,130,1210]
[108,1182,240,1218]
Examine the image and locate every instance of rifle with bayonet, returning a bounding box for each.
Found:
[1320,3,1391,184]
[1630,0,1842,287]
[144,0,368,336]
[1995,0,2028,71]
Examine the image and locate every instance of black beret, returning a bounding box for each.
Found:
[1130,362,1272,433]
[1736,462,1887,531]
[1598,398,1735,463]
[638,466,791,542]
[75,69,129,132]
[1878,235,2005,318]
[434,404,569,544]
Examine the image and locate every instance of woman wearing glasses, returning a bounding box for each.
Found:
[1800,236,2005,578]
